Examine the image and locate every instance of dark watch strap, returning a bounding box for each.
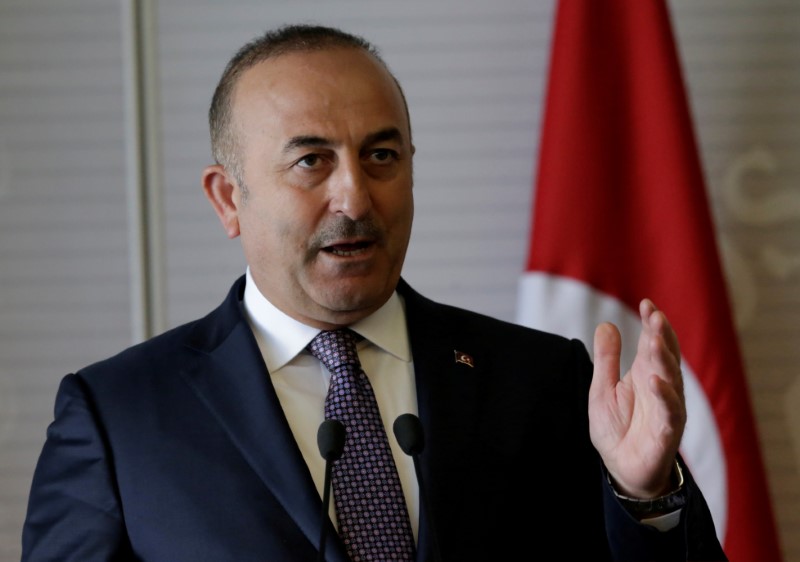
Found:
[609,460,687,518]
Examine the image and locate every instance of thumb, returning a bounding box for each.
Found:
[590,322,622,401]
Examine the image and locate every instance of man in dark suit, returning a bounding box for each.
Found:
[22,24,727,561]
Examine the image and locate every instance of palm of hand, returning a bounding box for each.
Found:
[588,300,685,498]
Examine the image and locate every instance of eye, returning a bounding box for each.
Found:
[367,148,399,164]
[296,153,323,169]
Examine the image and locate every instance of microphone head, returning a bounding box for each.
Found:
[393,413,425,456]
[317,419,346,461]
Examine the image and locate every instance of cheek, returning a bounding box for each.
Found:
[267,208,322,265]
[382,190,414,233]
[238,205,284,258]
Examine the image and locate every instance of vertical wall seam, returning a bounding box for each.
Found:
[122,0,165,342]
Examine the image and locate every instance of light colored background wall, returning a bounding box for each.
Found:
[1,1,798,560]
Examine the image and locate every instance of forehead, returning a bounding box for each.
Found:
[231,47,410,143]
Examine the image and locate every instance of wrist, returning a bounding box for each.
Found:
[608,460,687,518]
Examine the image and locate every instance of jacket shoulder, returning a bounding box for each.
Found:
[75,275,247,385]
[397,276,580,348]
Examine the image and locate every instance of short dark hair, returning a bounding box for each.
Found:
[208,24,408,186]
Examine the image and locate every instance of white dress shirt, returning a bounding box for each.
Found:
[241,268,420,540]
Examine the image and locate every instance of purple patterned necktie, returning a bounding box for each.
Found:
[308,329,415,562]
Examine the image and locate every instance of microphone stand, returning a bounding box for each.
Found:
[317,419,345,562]
[394,413,443,562]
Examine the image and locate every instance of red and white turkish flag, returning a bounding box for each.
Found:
[517,2,782,561]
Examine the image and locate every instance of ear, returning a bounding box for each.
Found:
[202,164,241,239]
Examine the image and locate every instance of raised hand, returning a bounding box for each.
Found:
[588,299,685,498]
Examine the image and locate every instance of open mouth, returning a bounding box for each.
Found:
[323,241,372,257]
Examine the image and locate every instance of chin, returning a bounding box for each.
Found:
[319,281,390,314]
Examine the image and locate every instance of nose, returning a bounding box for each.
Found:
[328,155,372,220]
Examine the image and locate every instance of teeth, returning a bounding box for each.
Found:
[330,247,365,257]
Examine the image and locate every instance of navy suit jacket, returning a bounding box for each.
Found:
[22,276,726,561]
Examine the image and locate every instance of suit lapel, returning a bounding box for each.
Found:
[398,279,485,562]
[178,277,349,561]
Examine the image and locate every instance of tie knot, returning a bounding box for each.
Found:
[307,329,361,372]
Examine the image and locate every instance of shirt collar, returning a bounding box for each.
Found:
[242,267,410,371]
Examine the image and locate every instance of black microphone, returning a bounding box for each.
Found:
[317,419,345,562]
[393,413,443,562]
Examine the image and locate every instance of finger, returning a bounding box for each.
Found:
[638,299,681,364]
[639,297,657,321]
[590,322,622,402]
[648,331,684,397]
[648,373,687,443]
[656,311,681,365]
[639,299,681,366]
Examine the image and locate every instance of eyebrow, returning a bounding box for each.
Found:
[362,127,404,147]
[282,127,405,154]
[282,135,331,153]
